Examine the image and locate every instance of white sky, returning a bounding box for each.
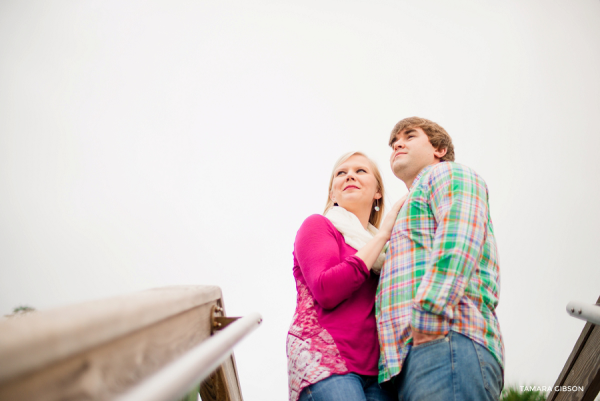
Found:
[1,1,599,399]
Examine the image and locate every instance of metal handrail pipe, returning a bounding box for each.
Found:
[115,312,262,401]
[566,301,600,325]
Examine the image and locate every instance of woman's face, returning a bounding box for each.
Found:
[330,155,381,212]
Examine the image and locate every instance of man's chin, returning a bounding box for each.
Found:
[391,163,406,179]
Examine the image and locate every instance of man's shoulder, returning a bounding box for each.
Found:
[430,161,476,175]
[427,162,485,184]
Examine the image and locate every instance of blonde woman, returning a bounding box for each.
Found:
[287,152,405,401]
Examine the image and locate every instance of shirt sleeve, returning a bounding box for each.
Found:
[412,164,489,336]
[294,214,370,310]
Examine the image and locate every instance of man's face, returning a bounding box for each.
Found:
[389,127,445,183]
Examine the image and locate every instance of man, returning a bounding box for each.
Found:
[376,117,504,401]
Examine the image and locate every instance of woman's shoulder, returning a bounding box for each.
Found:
[299,214,335,230]
[296,214,337,238]
[302,213,329,225]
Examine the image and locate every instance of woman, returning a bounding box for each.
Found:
[287,151,406,401]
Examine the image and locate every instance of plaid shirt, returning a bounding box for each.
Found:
[376,161,504,382]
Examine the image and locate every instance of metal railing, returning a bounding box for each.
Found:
[116,312,262,401]
[566,301,600,325]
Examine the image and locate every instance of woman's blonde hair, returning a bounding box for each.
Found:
[323,151,385,228]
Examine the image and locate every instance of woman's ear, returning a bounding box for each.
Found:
[374,192,382,200]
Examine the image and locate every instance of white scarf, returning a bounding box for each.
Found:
[324,206,387,273]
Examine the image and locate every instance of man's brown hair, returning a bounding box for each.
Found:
[388,117,455,162]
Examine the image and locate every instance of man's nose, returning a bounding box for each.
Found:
[394,140,405,150]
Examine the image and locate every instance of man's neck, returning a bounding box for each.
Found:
[402,176,416,188]
[402,161,441,188]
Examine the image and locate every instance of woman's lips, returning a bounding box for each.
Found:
[344,185,360,191]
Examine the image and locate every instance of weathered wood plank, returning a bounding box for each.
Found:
[568,324,600,401]
[547,296,600,401]
[0,285,222,383]
[582,371,600,401]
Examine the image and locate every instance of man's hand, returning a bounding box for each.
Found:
[412,329,445,346]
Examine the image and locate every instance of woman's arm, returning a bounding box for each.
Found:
[295,197,406,309]
[295,215,369,309]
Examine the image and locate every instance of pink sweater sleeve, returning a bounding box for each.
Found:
[294,215,370,310]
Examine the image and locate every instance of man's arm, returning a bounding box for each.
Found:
[411,163,489,341]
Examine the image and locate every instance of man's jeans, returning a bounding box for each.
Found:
[299,373,396,401]
[394,331,503,401]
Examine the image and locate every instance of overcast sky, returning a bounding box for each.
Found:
[1,1,600,399]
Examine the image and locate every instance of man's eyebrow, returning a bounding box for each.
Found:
[390,128,417,146]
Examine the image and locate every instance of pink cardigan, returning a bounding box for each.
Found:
[286,215,380,401]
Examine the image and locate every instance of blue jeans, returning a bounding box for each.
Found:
[394,331,502,401]
[299,373,396,401]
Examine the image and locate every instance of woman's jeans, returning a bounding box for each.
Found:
[299,372,396,401]
[394,331,503,401]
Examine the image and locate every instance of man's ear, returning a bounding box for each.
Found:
[434,147,447,160]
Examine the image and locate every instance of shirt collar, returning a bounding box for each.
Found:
[409,162,442,191]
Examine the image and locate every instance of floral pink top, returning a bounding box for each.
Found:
[286,215,380,401]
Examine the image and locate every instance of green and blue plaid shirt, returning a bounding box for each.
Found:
[376,161,504,382]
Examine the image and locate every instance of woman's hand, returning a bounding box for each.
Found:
[355,194,408,271]
[377,194,408,240]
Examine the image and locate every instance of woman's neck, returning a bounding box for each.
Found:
[343,204,370,230]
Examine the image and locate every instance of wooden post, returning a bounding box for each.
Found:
[199,356,243,401]
[0,286,248,401]
[547,296,600,401]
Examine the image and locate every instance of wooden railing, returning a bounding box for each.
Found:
[0,286,261,401]
[547,296,600,401]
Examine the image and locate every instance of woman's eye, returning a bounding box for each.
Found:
[358,169,367,173]
[336,171,346,176]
